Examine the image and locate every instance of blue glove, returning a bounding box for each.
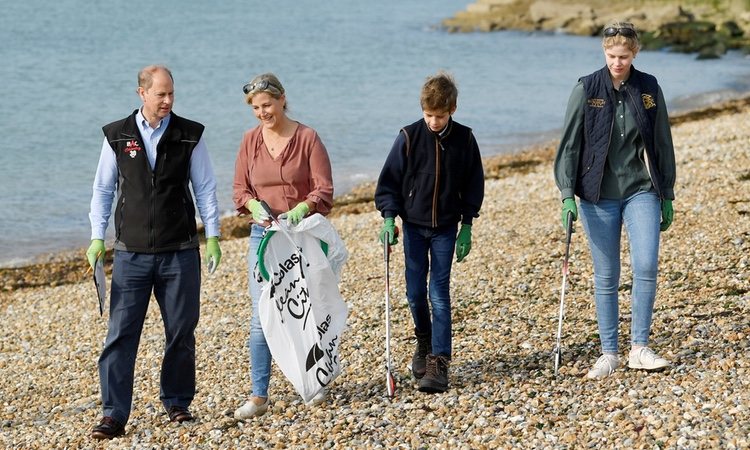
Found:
[86,239,105,269]
[455,224,472,262]
[561,198,577,230]
[660,199,673,232]
[205,237,222,273]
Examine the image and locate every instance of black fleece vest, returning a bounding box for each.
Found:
[577,66,659,202]
[103,110,204,253]
[401,118,476,227]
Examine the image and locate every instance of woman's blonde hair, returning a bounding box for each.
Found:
[602,22,641,54]
[243,73,286,109]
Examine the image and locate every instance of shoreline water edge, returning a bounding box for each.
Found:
[1,94,748,292]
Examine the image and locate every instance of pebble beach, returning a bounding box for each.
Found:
[1,98,749,449]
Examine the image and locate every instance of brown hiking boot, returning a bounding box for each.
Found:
[418,354,450,393]
[411,330,432,379]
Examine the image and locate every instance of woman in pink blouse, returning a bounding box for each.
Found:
[232,73,333,419]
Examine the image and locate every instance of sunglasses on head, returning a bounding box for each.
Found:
[603,26,637,38]
[242,79,280,95]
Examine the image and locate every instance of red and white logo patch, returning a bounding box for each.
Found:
[125,140,142,159]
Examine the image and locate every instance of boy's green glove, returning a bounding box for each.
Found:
[245,199,270,223]
[86,239,105,269]
[561,197,578,229]
[281,202,310,226]
[205,237,222,273]
[455,224,472,262]
[379,217,398,245]
[660,199,673,232]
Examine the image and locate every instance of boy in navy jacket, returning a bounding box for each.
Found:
[375,71,484,393]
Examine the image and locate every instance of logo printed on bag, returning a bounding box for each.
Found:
[305,344,325,371]
[270,252,313,328]
[312,335,339,386]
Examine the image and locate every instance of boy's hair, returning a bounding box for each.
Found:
[420,71,458,112]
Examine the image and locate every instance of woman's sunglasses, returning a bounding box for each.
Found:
[242,80,282,95]
[603,27,638,38]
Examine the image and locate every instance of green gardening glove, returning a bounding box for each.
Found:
[455,224,472,262]
[379,217,398,245]
[660,199,673,232]
[281,202,310,226]
[205,236,222,273]
[86,239,105,269]
[245,198,270,223]
[561,197,578,230]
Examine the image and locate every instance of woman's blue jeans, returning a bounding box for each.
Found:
[579,191,661,354]
[402,221,457,358]
[247,224,272,398]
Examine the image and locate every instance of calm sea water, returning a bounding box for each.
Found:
[1,0,749,267]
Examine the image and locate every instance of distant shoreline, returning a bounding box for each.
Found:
[1,94,749,293]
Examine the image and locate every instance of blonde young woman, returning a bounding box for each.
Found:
[553,23,676,379]
[232,73,333,416]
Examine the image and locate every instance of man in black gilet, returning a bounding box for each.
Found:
[86,65,222,439]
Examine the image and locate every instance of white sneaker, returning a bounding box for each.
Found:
[234,397,269,419]
[628,347,670,371]
[586,354,620,379]
[306,389,326,407]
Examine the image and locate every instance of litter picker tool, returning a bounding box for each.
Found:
[383,227,399,398]
[554,211,574,376]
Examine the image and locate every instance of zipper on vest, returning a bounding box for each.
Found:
[432,137,440,227]
[150,174,156,250]
[625,89,663,201]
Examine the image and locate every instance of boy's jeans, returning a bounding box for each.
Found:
[402,221,458,357]
[579,191,661,354]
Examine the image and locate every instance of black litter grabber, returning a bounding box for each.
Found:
[383,227,399,398]
[554,210,574,376]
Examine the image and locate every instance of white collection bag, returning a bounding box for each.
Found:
[258,214,349,402]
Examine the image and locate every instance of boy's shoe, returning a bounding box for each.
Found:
[91,416,125,440]
[412,330,432,379]
[628,347,670,371]
[418,354,449,393]
[234,397,269,420]
[586,354,620,379]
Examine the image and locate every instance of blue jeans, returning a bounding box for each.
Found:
[99,249,201,425]
[402,221,457,357]
[247,224,272,398]
[579,191,661,354]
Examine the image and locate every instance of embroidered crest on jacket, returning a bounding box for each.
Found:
[642,93,656,109]
[125,140,142,159]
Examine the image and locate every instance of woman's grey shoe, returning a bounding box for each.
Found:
[628,347,670,371]
[234,397,269,419]
[586,354,620,379]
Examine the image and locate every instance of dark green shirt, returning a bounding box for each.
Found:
[554,80,676,201]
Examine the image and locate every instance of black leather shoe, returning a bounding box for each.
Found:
[167,406,194,423]
[91,416,125,440]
